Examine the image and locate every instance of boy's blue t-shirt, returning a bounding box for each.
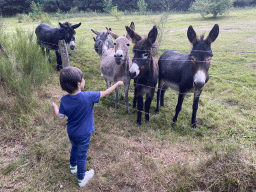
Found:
[59,91,100,137]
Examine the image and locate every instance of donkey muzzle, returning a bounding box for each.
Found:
[114,50,123,65]
[69,41,75,50]
[114,55,122,65]
[193,70,206,90]
[129,63,140,79]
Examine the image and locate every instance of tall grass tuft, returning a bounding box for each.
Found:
[0,28,52,111]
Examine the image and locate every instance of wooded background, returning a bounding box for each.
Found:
[0,0,256,16]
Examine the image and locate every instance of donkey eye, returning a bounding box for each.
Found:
[114,42,116,45]
[191,56,196,62]
[206,57,211,62]
[143,53,149,59]
[126,44,130,47]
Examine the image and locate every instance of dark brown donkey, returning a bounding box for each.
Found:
[155,24,219,129]
[126,25,158,125]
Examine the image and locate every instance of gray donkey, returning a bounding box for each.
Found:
[91,28,114,59]
[100,29,132,114]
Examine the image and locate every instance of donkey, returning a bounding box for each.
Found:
[35,22,81,71]
[91,28,114,59]
[155,24,219,129]
[126,25,158,125]
[100,29,132,114]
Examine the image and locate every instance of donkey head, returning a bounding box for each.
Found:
[187,24,219,91]
[59,22,81,50]
[92,28,114,57]
[126,25,158,78]
[108,30,130,65]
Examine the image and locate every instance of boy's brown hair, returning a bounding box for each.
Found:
[60,67,83,94]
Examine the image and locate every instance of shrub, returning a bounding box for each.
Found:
[69,6,79,14]
[0,29,52,110]
[29,1,51,24]
[189,0,234,18]
[151,12,170,56]
[103,0,113,13]
[137,0,148,14]
[110,6,123,20]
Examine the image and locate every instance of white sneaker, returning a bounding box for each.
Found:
[70,165,77,174]
[78,169,94,187]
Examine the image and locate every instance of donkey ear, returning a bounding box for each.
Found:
[109,30,119,40]
[147,25,158,45]
[72,22,81,29]
[130,22,135,31]
[187,25,198,44]
[205,24,219,44]
[59,22,64,28]
[126,26,142,43]
[91,29,100,36]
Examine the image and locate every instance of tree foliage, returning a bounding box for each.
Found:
[0,0,243,16]
[103,0,113,13]
[110,6,123,20]
[137,0,148,13]
[190,0,234,18]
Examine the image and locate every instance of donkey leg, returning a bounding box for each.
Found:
[114,86,119,113]
[124,81,130,114]
[133,79,137,109]
[145,89,154,122]
[137,95,143,125]
[105,79,111,89]
[156,78,162,114]
[40,46,45,55]
[172,92,186,127]
[191,91,202,129]
[160,84,168,107]
[46,49,51,63]
[56,51,62,71]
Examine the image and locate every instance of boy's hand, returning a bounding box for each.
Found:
[51,102,58,109]
[117,81,124,86]
[51,102,65,120]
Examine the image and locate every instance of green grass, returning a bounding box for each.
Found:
[0,8,256,191]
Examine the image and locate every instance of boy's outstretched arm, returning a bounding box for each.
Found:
[100,81,124,98]
[51,102,65,120]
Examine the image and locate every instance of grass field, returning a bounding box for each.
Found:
[0,8,256,191]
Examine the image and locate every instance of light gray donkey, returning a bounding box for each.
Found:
[100,29,132,114]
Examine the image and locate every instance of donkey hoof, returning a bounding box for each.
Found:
[192,123,197,130]
[57,66,63,71]
[172,122,176,128]
[137,121,141,126]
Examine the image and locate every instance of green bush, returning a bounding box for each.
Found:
[137,0,148,14]
[0,29,52,110]
[189,0,234,18]
[103,0,113,13]
[29,1,51,24]
[110,6,123,20]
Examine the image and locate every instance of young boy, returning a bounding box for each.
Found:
[51,67,123,187]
